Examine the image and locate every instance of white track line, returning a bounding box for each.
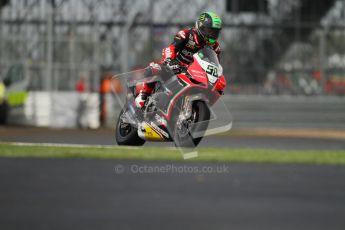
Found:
[1,142,182,151]
[1,142,141,150]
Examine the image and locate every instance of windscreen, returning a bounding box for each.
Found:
[197,47,220,67]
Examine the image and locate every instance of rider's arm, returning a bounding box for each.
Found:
[212,41,221,61]
[161,29,189,63]
[212,41,226,93]
[215,75,226,94]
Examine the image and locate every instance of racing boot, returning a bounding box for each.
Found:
[135,91,149,108]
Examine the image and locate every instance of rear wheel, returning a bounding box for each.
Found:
[173,101,210,148]
[115,109,145,146]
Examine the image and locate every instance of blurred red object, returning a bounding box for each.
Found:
[75,76,87,93]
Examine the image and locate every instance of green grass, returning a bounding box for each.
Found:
[0,143,345,165]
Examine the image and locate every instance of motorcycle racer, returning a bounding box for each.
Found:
[135,11,224,108]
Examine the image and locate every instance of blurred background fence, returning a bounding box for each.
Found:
[1,0,345,95]
[1,0,345,128]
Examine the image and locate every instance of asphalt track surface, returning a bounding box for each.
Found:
[0,158,345,230]
[1,126,345,150]
[1,127,345,229]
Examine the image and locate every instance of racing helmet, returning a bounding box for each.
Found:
[195,12,222,45]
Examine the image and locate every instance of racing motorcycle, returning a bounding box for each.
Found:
[115,47,227,148]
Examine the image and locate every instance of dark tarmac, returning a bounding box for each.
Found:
[0,158,344,230]
[1,126,345,230]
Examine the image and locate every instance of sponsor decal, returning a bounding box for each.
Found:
[142,122,164,140]
[190,69,205,74]
[186,40,196,49]
[150,122,169,138]
[188,40,195,46]
[194,54,220,84]
[186,44,194,49]
[155,114,167,126]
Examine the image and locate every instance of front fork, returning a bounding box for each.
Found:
[176,96,193,131]
[176,94,208,131]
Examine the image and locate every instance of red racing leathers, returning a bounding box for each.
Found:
[135,27,224,108]
[161,28,220,65]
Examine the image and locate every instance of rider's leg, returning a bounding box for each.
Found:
[135,82,154,108]
[135,62,161,108]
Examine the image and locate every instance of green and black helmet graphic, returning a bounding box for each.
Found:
[195,12,222,45]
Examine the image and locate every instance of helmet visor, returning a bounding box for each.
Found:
[201,26,221,40]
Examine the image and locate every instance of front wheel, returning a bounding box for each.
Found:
[115,109,145,146]
[173,101,210,148]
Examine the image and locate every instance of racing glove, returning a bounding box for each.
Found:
[164,58,181,74]
[144,62,162,77]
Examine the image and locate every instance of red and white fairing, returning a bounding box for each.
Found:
[187,51,226,92]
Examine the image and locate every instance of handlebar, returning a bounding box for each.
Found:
[162,63,188,74]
